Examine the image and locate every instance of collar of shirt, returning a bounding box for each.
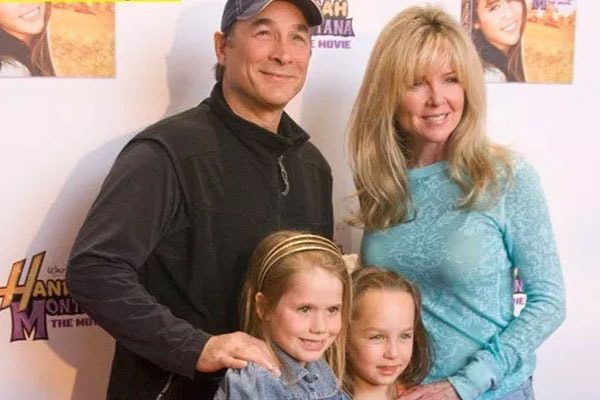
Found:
[208,83,310,156]
[273,344,339,394]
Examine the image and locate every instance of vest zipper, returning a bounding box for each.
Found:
[278,155,290,197]
[155,373,174,400]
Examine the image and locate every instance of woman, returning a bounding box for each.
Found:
[349,6,564,400]
[463,0,526,82]
[0,2,55,77]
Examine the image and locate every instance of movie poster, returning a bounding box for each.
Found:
[461,0,576,83]
[0,2,115,78]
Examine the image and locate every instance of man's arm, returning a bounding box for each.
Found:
[67,140,209,377]
[67,140,279,378]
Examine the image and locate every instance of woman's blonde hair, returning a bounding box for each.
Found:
[240,230,351,384]
[344,267,429,396]
[348,5,511,231]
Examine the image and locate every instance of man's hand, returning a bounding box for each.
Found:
[397,380,460,400]
[196,331,280,376]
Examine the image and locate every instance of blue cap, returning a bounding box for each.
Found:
[220,0,324,32]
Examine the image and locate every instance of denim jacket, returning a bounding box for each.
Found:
[213,346,349,400]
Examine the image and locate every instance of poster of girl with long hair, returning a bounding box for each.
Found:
[461,0,576,83]
[0,2,114,78]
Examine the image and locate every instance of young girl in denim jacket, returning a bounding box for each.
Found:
[214,231,351,400]
[345,267,430,400]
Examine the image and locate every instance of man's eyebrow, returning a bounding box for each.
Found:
[293,23,310,34]
[248,18,310,33]
[249,17,275,28]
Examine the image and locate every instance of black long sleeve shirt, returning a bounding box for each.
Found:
[66,85,333,399]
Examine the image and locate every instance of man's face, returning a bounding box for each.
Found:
[215,1,312,117]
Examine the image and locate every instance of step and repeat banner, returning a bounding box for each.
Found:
[1,1,595,399]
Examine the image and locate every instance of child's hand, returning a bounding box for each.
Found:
[196,331,281,376]
[396,380,460,400]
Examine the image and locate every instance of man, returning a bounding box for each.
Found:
[66,1,331,398]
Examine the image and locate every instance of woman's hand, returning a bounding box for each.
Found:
[397,380,460,400]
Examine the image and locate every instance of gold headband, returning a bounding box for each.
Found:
[257,234,343,290]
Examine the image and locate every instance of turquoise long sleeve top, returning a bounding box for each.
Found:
[361,158,565,400]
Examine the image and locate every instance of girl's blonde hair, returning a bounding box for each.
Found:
[348,5,511,231]
[240,230,351,383]
[344,267,429,396]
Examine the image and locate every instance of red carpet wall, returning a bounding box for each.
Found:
[0,1,592,399]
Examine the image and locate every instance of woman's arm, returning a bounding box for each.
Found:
[447,159,566,400]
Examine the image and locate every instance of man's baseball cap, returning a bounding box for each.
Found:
[220,0,324,32]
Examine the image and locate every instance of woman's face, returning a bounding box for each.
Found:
[0,3,46,45]
[396,62,465,166]
[475,0,524,53]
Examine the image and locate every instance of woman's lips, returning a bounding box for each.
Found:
[19,5,41,21]
[502,21,518,32]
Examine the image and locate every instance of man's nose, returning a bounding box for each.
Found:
[269,38,292,65]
